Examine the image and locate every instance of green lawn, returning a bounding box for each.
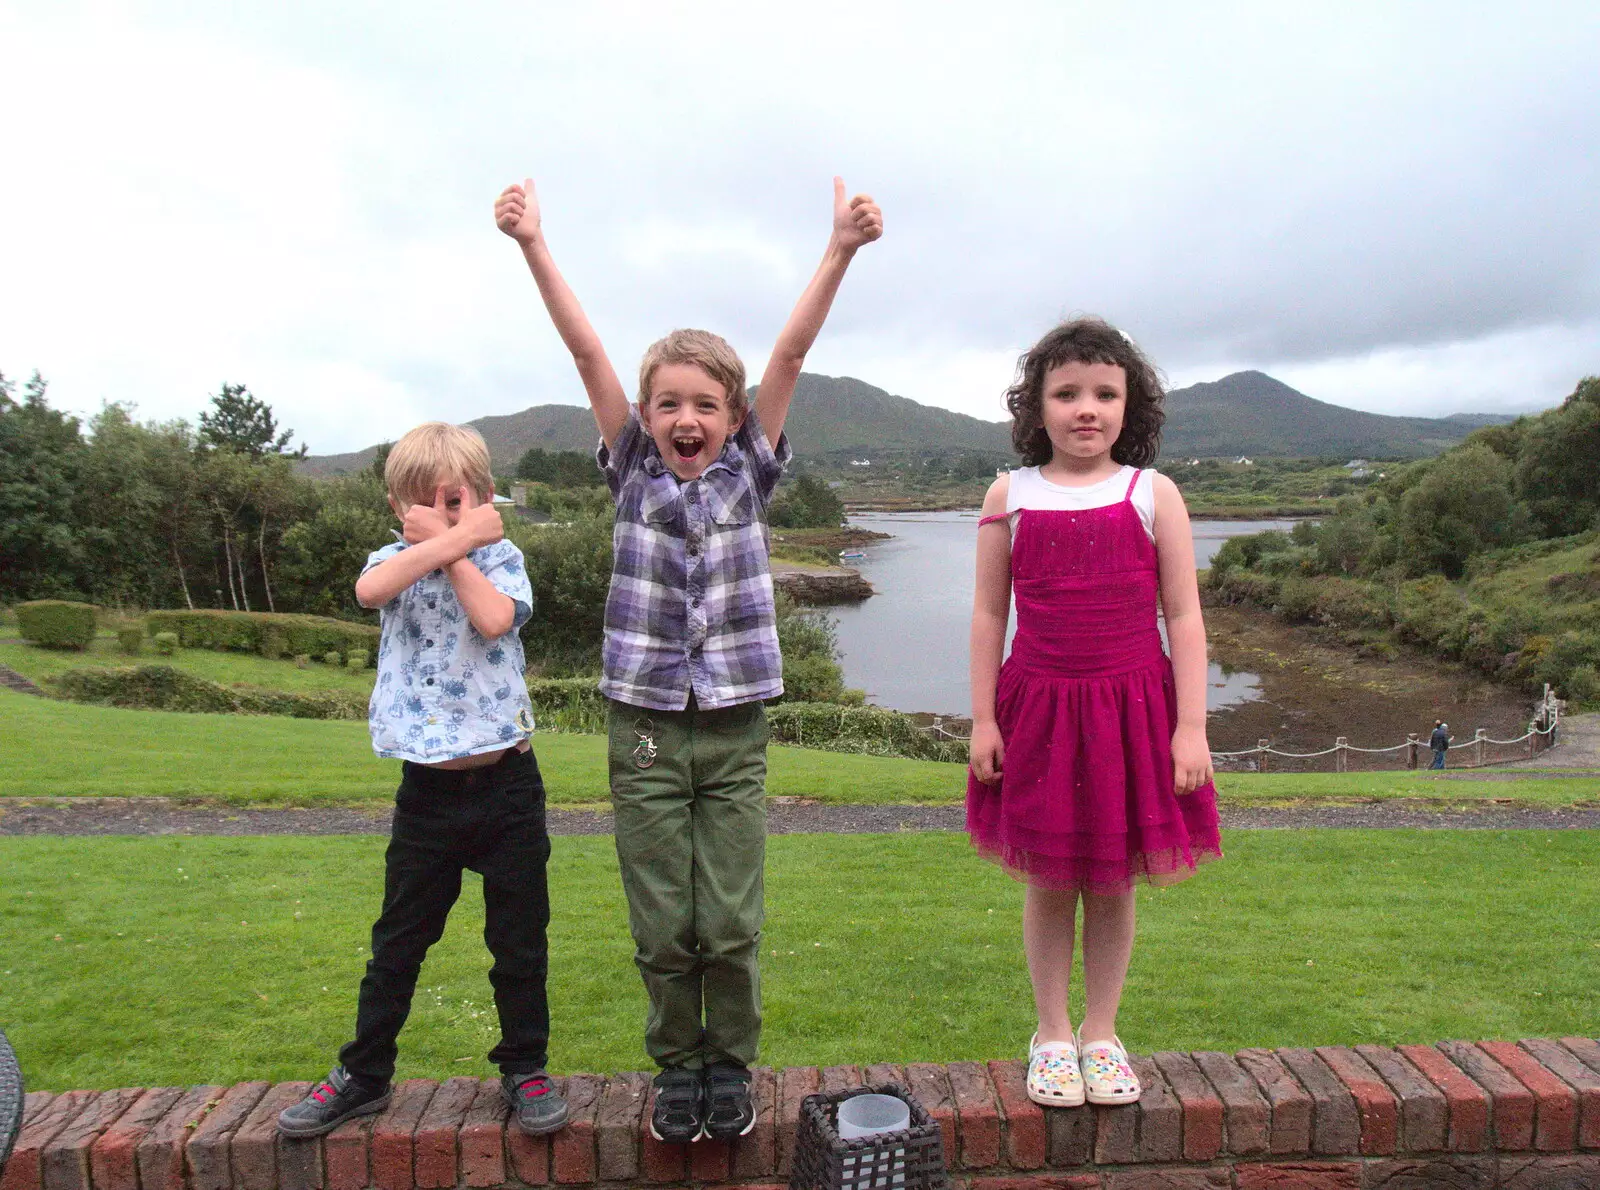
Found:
[1,687,1592,805]
[1,830,1594,1091]
[0,688,962,806]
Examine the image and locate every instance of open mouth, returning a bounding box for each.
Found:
[672,436,704,460]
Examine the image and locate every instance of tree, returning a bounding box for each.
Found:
[198,383,306,458]
[768,473,844,528]
[1397,445,1525,578]
[1514,376,1600,537]
[277,471,395,618]
[0,370,89,601]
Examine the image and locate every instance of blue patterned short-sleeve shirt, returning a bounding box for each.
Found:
[362,537,536,763]
[598,409,791,711]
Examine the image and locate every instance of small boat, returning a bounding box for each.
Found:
[839,550,866,560]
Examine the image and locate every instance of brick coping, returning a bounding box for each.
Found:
[3,1039,1598,1190]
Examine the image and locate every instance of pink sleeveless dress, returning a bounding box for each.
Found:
[966,469,1222,893]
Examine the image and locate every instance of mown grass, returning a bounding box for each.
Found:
[1,830,1595,1091]
[0,689,962,806]
[1,688,1592,806]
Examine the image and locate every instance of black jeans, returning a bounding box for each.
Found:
[340,747,551,1084]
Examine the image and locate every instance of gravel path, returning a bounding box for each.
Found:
[2,797,1597,837]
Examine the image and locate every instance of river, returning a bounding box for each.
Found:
[829,512,1297,717]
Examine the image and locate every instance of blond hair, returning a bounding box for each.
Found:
[384,422,494,508]
[638,329,748,420]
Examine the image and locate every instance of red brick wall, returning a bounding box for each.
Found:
[4,1039,1598,1189]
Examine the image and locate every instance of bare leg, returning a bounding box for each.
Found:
[1023,884,1079,1042]
[1078,889,1136,1043]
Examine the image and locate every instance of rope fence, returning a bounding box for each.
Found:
[925,686,1567,774]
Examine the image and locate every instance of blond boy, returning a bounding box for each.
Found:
[279,424,567,1139]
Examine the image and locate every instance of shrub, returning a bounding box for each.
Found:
[152,632,179,656]
[294,654,311,669]
[526,676,607,733]
[16,600,98,649]
[116,626,144,655]
[260,626,289,660]
[346,650,369,670]
[51,666,367,720]
[143,609,379,663]
[766,701,967,763]
[322,650,343,667]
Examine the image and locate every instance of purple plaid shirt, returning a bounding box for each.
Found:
[597,408,791,711]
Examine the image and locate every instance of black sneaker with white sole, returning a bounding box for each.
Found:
[650,1067,706,1143]
[277,1067,391,1138]
[703,1063,755,1140]
[501,1072,569,1136]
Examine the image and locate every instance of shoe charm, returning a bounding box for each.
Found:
[632,718,658,769]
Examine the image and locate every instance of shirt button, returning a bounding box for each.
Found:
[428,601,437,610]
[691,598,701,609]
[425,639,434,647]
[426,678,435,686]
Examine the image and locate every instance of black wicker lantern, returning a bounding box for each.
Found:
[788,1083,948,1190]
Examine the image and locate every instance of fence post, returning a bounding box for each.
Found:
[1528,722,1537,759]
[1258,739,1270,774]
[1407,734,1419,769]
[1335,736,1348,773]
[1474,728,1486,768]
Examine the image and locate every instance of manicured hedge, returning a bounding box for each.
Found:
[144,610,378,666]
[52,666,368,720]
[16,600,98,650]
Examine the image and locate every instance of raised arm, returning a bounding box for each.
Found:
[1152,473,1214,794]
[495,179,630,448]
[753,177,883,447]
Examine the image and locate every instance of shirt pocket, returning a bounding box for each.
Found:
[707,482,756,527]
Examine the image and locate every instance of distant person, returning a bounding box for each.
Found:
[967,319,1221,1109]
[496,176,882,1143]
[1430,720,1450,769]
[278,424,567,1140]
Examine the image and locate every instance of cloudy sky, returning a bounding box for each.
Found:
[4,1,1597,454]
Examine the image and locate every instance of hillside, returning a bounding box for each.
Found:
[1163,371,1487,459]
[300,369,1500,475]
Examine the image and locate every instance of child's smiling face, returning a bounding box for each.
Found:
[641,362,741,480]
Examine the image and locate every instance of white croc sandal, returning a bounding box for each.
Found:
[1026,1032,1086,1107]
[1076,1030,1141,1105]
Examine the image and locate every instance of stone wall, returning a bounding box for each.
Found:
[4,1038,1598,1190]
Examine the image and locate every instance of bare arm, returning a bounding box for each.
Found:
[968,475,1012,784]
[1152,473,1214,793]
[356,487,515,639]
[753,178,883,447]
[495,180,630,448]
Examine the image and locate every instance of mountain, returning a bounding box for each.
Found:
[298,374,1012,476]
[299,369,1501,474]
[1161,371,1488,459]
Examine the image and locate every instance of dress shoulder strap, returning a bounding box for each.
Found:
[1122,467,1142,502]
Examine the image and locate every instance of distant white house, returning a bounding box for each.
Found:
[850,459,872,467]
[1234,456,1254,466]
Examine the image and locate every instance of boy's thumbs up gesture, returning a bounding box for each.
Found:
[832,177,883,253]
[494,178,542,246]
[455,484,505,549]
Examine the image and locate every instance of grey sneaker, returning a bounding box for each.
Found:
[501,1072,568,1136]
[277,1067,391,1138]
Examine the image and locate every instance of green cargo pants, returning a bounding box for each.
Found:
[607,697,768,1070]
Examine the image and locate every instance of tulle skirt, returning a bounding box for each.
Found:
[966,654,1222,895]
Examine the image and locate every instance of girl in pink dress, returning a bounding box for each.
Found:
[967,318,1221,1109]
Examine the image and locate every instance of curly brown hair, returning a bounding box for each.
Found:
[1005,318,1165,468]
